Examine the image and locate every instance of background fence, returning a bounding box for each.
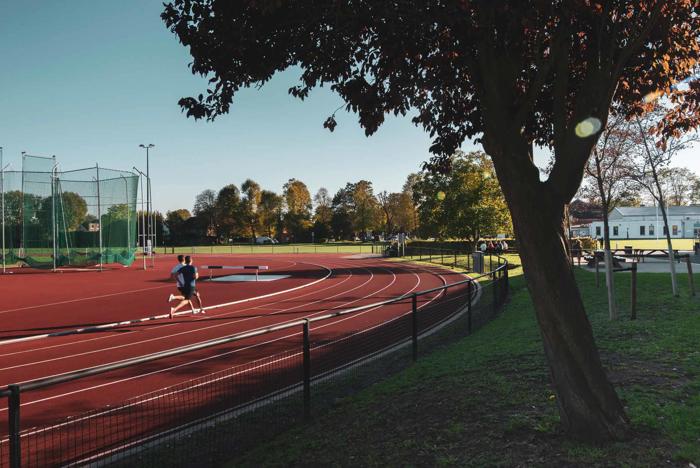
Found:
[0,253,510,467]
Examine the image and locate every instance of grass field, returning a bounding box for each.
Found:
[155,243,386,255]
[604,238,698,250]
[225,260,700,466]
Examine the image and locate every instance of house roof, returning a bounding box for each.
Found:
[612,206,700,217]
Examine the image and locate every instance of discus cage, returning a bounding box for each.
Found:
[0,153,140,272]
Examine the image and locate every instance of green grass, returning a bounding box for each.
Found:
[605,238,697,250]
[224,261,700,467]
[156,242,385,255]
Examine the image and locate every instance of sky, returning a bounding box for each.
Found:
[1,1,698,213]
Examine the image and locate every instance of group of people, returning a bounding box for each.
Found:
[167,254,205,318]
[478,239,509,254]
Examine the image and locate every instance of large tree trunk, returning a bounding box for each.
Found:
[486,138,629,441]
[509,193,629,440]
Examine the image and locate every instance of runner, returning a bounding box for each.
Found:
[167,255,186,304]
[168,255,205,313]
[169,256,202,318]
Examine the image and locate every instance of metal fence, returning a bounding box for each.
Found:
[0,254,510,467]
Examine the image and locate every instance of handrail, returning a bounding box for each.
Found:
[0,256,508,397]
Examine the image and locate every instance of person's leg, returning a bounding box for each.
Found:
[170,299,190,318]
[194,291,204,314]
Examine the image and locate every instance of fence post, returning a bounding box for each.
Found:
[630,263,637,320]
[9,384,21,468]
[595,255,600,288]
[302,320,311,420]
[454,251,457,269]
[686,256,696,297]
[467,280,472,334]
[440,249,444,265]
[411,294,418,362]
[492,271,497,314]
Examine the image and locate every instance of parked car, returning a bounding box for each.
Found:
[255,236,278,244]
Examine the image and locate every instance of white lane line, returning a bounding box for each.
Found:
[0,262,399,409]
[0,260,441,421]
[0,261,331,346]
[0,258,298,316]
[0,263,352,357]
[0,262,362,374]
[0,259,386,380]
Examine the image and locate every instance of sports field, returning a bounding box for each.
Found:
[602,238,697,250]
[157,242,385,255]
[0,253,479,466]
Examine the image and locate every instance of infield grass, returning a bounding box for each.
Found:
[226,259,700,466]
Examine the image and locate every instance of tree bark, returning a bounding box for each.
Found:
[486,140,629,441]
[657,200,679,296]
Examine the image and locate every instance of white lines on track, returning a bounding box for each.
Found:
[0,260,426,410]
[0,259,384,378]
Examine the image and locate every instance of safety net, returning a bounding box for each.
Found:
[0,155,139,269]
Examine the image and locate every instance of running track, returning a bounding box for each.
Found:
[0,254,474,465]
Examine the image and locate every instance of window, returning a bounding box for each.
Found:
[640,225,645,236]
[613,226,619,236]
[649,225,655,236]
[672,225,678,236]
[596,226,601,236]
[663,226,668,236]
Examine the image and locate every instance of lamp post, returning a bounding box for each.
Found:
[133,166,148,270]
[139,144,155,256]
[1,146,6,274]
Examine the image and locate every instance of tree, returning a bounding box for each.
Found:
[630,108,699,297]
[283,178,312,241]
[658,167,700,206]
[193,189,218,239]
[241,179,262,239]
[412,151,511,246]
[165,209,192,245]
[581,112,640,320]
[38,192,88,233]
[351,180,382,237]
[259,190,283,239]
[163,1,700,440]
[313,188,333,240]
[215,184,244,241]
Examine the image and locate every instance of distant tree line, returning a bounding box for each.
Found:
[163,151,513,246]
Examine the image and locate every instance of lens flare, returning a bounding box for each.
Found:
[574,117,602,138]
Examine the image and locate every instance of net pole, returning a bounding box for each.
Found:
[1,146,5,274]
[52,157,57,272]
[120,176,130,255]
[140,172,146,270]
[96,164,103,272]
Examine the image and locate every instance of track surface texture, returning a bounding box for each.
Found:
[0,254,473,465]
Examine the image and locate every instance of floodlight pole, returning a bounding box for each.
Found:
[139,144,154,258]
[95,164,103,272]
[1,146,5,274]
[51,157,58,272]
[133,166,147,270]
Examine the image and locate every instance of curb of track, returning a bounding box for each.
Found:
[0,264,333,346]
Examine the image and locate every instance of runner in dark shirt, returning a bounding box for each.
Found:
[169,256,202,318]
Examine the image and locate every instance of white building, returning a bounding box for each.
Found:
[589,206,700,240]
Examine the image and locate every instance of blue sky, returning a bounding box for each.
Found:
[1,1,697,213]
[0,0,479,213]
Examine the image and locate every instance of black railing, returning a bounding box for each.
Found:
[0,254,510,467]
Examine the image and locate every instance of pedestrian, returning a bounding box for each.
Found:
[169,256,203,318]
[501,240,509,252]
[168,255,186,304]
[479,240,487,252]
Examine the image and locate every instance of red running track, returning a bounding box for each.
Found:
[0,254,473,466]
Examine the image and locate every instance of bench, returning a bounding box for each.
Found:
[585,251,625,269]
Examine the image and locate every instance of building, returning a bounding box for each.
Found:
[589,206,700,240]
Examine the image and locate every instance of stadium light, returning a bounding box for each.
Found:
[138,144,155,256]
